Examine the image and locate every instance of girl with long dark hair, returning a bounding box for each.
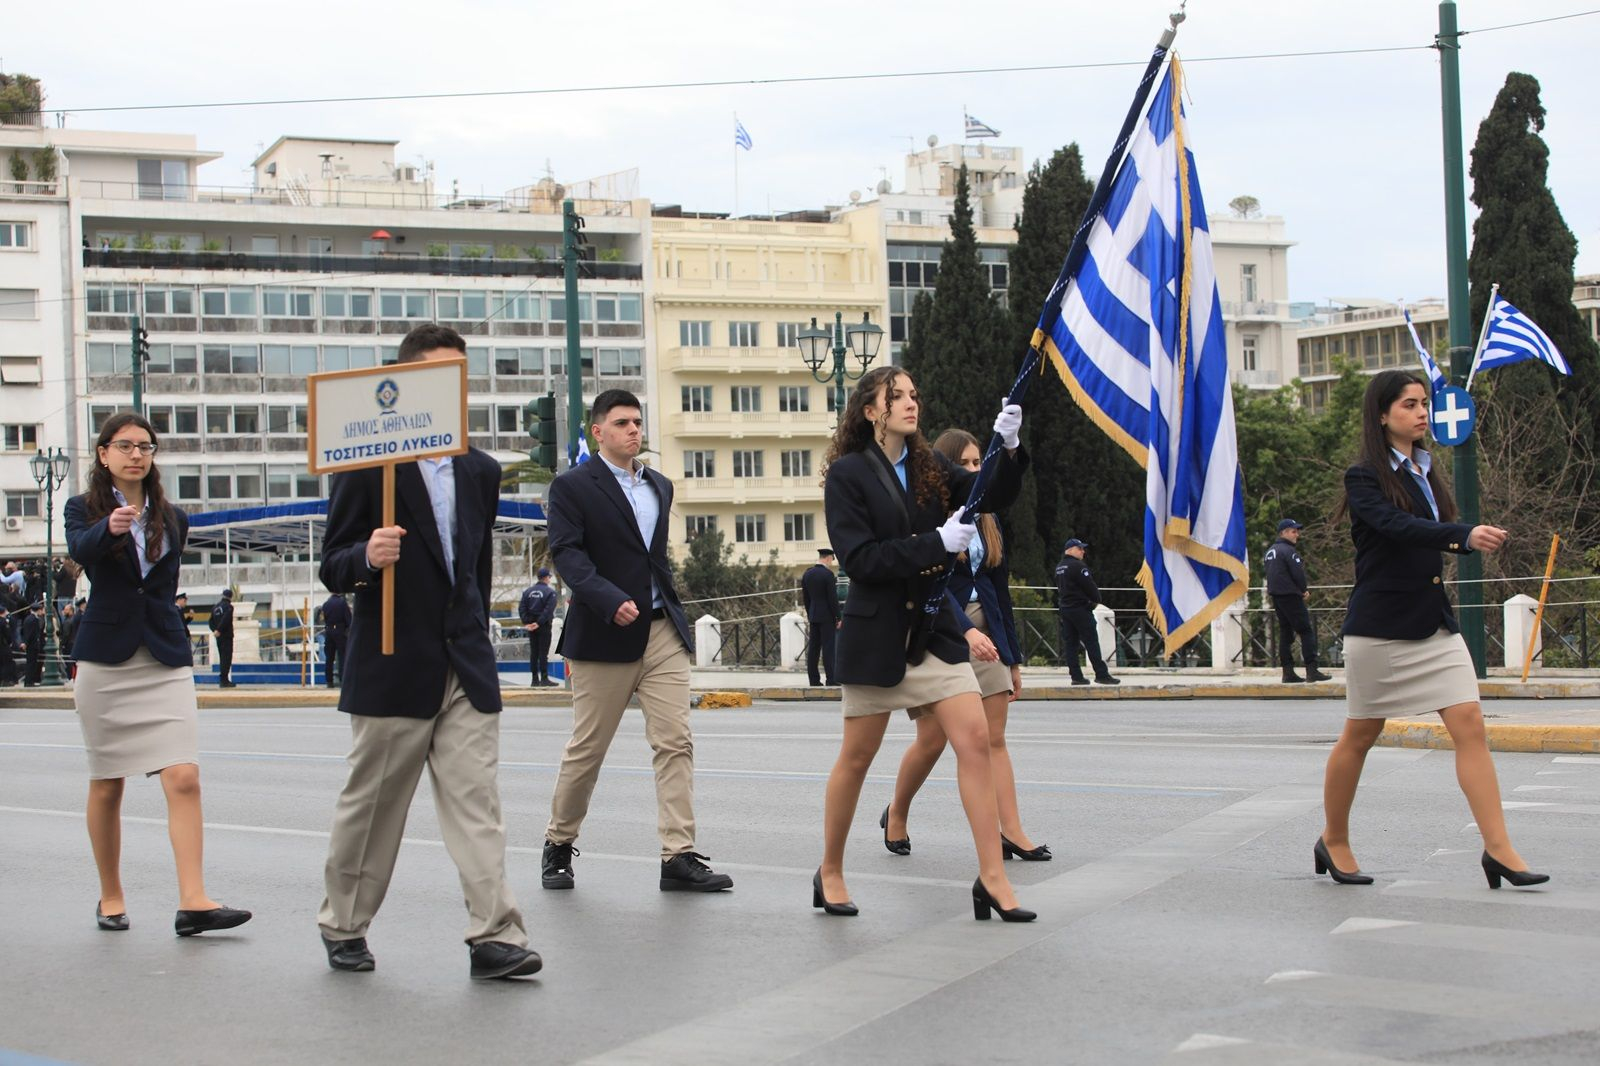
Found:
[65,412,251,935]
[882,428,1049,862]
[814,367,1036,920]
[1317,371,1547,890]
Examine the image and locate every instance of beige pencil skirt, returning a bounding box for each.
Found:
[841,648,981,721]
[74,647,200,779]
[1343,627,1480,720]
[964,602,1015,699]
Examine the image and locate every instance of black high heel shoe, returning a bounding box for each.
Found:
[96,902,129,932]
[971,877,1036,922]
[880,805,910,856]
[1001,836,1053,862]
[1482,851,1550,889]
[812,869,858,916]
[1313,838,1374,885]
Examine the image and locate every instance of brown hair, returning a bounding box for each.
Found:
[931,428,1002,568]
[84,412,172,560]
[822,366,946,511]
[397,322,467,363]
[1336,370,1458,524]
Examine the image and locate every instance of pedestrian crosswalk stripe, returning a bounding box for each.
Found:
[1384,879,1599,911]
[1330,916,1600,963]
[1264,971,1593,1028]
[1168,1033,1409,1064]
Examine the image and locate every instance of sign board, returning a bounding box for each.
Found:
[306,357,468,474]
[1429,384,1476,447]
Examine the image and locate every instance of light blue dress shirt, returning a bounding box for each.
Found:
[111,487,157,577]
[602,454,664,609]
[1388,446,1439,521]
[966,529,985,602]
[417,456,456,574]
[886,446,909,492]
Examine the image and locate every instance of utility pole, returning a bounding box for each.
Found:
[1437,0,1484,675]
[562,199,586,468]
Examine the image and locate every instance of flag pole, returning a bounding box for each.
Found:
[1464,281,1498,392]
[733,111,740,220]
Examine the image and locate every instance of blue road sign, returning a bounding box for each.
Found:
[1430,384,1476,446]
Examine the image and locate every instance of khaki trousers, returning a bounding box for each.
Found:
[546,618,694,858]
[318,670,526,947]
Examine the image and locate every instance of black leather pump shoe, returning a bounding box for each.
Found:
[96,903,129,932]
[1313,838,1373,885]
[1482,851,1550,889]
[812,869,858,916]
[880,805,910,856]
[1001,836,1052,862]
[971,877,1036,922]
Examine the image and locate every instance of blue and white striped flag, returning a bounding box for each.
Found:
[1471,291,1570,384]
[964,112,1000,139]
[571,431,590,466]
[734,120,753,151]
[1036,58,1248,655]
[1403,308,1448,394]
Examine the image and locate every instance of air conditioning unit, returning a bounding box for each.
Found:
[3,516,23,531]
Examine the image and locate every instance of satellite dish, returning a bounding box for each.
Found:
[927,134,939,148]
[551,183,566,201]
[848,190,862,203]
[876,179,892,195]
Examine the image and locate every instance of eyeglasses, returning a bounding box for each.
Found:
[106,441,158,456]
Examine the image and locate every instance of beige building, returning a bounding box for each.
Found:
[651,210,886,568]
[1208,214,1297,390]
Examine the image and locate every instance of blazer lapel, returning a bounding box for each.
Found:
[396,463,450,577]
[451,455,481,583]
[644,466,671,555]
[589,459,648,548]
[866,444,911,530]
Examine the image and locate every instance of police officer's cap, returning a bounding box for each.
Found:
[537,567,552,578]
[1062,538,1088,552]
[1277,519,1302,532]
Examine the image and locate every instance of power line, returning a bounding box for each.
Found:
[1460,8,1600,35]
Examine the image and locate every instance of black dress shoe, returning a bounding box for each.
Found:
[972,877,1037,922]
[469,941,543,980]
[174,905,253,936]
[541,840,577,890]
[322,934,375,972]
[219,681,238,688]
[1313,838,1374,885]
[96,902,129,932]
[1070,677,1091,686]
[880,805,910,855]
[1282,671,1305,683]
[660,851,733,892]
[1306,669,1332,682]
[1094,675,1121,685]
[1000,836,1053,862]
[811,869,858,916]
[1482,851,1550,889]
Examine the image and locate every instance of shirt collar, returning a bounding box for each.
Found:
[111,488,150,514]
[602,454,644,481]
[1389,446,1431,476]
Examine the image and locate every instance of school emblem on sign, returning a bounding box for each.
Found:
[375,378,400,411]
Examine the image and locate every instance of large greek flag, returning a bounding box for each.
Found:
[1404,308,1448,394]
[1471,291,1570,381]
[1036,58,1248,655]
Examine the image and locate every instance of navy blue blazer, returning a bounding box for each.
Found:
[946,535,1023,667]
[64,494,193,668]
[320,450,503,718]
[1341,461,1475,641]
[546,457,692,662]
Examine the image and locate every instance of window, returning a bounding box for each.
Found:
[781,449,811,478]
[494,347,543,376]
[143,287,195,315]
[307,237,333,254]
[732,450,764,478]
[267,469,321,499]
[85,285,135,315]
[778,386,809,413]
[2,424,39,452]
[467,406,491,433]
[683,450,716,478]
[206,405,262,434]
[681,386,713,412]
[735,514,766,543]
[86,342,131,375]
[617,294,642,322]
[0,222,33,249]
[499,292,541,320]
[437,291,489,319]
[200,286,256,316]
[203,344,260,375]
[166,465,202,502]
[783,513,815,542]
[679,320,712,347]
[731,386,761,413]
[1241,335,1258,372]
[322,346,378,371]
[4,491,40,518]
[466,347,490,376]
[1240,264,1258,304]
[267,405,308,434]
[206,465,265,502]
[263,345,317,375]
[379,290,430,319]
[147,405,199,435]
[0,355,43,385]
[263,287,315,317]
[88,406,118,435]
[776,322,806,348]
[136,159,189,200]
[728,321,760,347]
[826,390,840,413]
[685,515,717,542]
[250,235,279,255]
[323,289,374,318]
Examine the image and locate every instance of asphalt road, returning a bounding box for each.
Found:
[2,699,1597,1065]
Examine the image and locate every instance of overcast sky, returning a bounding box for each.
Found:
[9,1,1597,303]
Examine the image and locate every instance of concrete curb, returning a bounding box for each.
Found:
[1378,721,1600,754]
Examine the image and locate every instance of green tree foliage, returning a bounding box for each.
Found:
[0,74,42,125]
[673,528,793,622]
[900,164,1012,451]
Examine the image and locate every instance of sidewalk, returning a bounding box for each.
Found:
[4,667,1598,753]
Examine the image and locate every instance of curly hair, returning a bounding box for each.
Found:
[931,428,1002,568]
[822,366,947,511]
[83,412,172,562]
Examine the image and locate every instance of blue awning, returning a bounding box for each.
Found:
[184,498,546,555]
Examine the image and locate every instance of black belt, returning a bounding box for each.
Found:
[651,606,669,620]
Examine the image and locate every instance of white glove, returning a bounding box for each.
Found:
[993,400,1022,450]
[938,506,973,553]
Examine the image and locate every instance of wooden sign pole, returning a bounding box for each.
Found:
[1521,533,1559,683]
[381,462,396,656]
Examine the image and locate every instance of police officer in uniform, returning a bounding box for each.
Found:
[318,591,351,687]
[209,589,236,688]
[1055,538,1118,686]
[800,548,841,687]
[518,568,559,687]
[1265,518,1330,684]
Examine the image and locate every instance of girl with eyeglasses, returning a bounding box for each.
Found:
[64,412,252,936]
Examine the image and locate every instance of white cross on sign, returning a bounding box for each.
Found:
[1429,385,1476,446]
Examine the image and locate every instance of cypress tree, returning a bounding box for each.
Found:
[901,165,1011,450]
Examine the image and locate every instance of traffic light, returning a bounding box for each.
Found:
[526,393,558,469]
[131,321,149,370]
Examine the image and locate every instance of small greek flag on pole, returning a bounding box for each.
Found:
[571,432,590,466]
[1403,308,1448,395]
[734,120,753,150]
[963,112,1000,139]
[1467,285,1570,390]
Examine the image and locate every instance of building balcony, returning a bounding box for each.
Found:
[74,178,636,218]
[0,179,64,202]
[659,345,819,374]
[664,411,832,439]
[83,248,643,281]
[675,476,824,504]
[1219,300,1289,320]
[1233,368,1282,388]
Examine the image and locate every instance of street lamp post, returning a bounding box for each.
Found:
[796,311,885,424]
[29,448,72,686]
